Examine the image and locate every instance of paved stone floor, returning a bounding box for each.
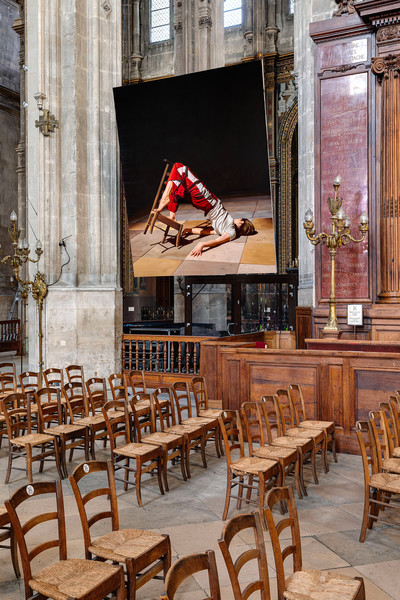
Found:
[0,439,399,599]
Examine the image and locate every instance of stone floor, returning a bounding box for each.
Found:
[0,437,400,599]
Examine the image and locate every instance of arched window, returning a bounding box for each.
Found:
[150,0,172,43]
[224,0,242,28]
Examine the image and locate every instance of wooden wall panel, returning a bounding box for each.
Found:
[354,369,400,422]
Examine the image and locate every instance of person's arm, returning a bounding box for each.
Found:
[190,232,231,257]
[157,180,173,212]
[183,226,214,237]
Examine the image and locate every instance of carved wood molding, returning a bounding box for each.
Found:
[372,54,400,79]
[333,1,356,18]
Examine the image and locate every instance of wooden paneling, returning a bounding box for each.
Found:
[296,307,312,349]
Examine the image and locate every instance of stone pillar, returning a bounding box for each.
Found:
[265,0,279,53]
[130,0,142,81]
[24,0,122,377]
[198,0,213,71]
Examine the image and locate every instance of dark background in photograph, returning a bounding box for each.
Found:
[114,60,270,221]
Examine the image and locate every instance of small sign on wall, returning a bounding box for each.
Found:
[347,304,363,326]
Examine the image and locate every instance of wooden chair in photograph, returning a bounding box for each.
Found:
[0,505,20,579]
[65,364,85,386]
[265,486,365,600]
[260,395,314,497]
[154,386,206,479]
[0,362,17,385]
[36,387,89,478]
[43,367,64,388]
[63,381,107,460]
[356,420,400,542]
[18,371,39,394]
[1,394,63,483]
[131,396,186,491]
[109,372,129,402]
[171,380,220,459]
[125,369,147,395]
[379,400,400,459]
[241,401,302,499]
[276,388,328,474]
[70,460,171,600]
[218,410,281,523]
[369,410,400,475]
[288,383,337,463]
[102,398,164,506]
[191,375,224,418]
[218,511,270,600]
[5,480,125,600]
[160,549,221,600]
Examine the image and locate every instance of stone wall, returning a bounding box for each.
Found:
[0,0,19,320]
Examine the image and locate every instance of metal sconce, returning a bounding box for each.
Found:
[34,92,58,137]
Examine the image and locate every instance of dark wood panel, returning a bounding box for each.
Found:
[354,369,400,422]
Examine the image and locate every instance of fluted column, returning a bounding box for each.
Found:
[372,51,400,301]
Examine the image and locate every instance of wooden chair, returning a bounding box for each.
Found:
[191,375,224,418]
[160,549,221,600]
[154,386,206,479]
[1,394,63,483]
[36,387,89,478]
[0,372,17,396]
[63,381,107,460]
[70,460,171,600]
[265,485,365,600]
[0,505,20,579]
[356,420,400,542]
[172,380,219,459]
[276,388,327,474]
[369,410,400,475]
[380,400,400,458]
[0,362,17,384]
[102,398,164,506]
[131,396,186,491]
[19,371,39,394]
[218,409,281,523]
[5,480,125,600]
[241,400,302,499]
[263,394,317,493]
[288,383,337,462]
[125,370,147,395]
[86,376,108,413]
[43,367,64,388]
[218,511,270,600]
[109,372,129,402]
[65,364,85,385]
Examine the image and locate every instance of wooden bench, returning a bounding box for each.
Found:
[0,320,21,354]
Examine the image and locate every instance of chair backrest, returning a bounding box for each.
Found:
[86,377,108,415]
[264,486,302,600]
[160,550,221,600]
[108,373,128,402]
[356,420,378,485]
[288,384,307,424]
[379,401,398,453]
[0,374,16,393]
[43,367,64,388]
[69,460,119,554]
[65,364,85,386]
[5,480,67,600]
[102,399,130,451]
[171,381,193,422]
[218,511,270,600]
[63,382,88,421]
[369,410,388,467]
[1,395,34,440]
[260,395,283,441]
[191,376,208,415]
[218,410,244,467]
[241,401,264,454]
[35,388,63,429]
[153,387,176,430]
[130,396,155,441]
[19,371,39,394]
[388,397,400,450]
[125,370,147,395]
[0,362,17,381]
[275,389,296,431]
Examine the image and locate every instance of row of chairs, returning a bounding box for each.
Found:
[2,459,364,600]
[356,390,400,542]
[0,363,87,393]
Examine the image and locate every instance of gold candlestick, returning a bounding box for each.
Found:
[303,176,369,335]
[0,211,48,383]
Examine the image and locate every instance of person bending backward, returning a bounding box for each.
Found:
[156,162,256,256]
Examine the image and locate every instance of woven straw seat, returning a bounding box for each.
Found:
[299,419,334,433]
[31,558,122,600]
[199,408,224,418]
[77,414,105,426]
[369,472,400,493]
[89,529,167,561]
[272,436,311,447]
[182,416,217,426]
[12,432,55,446]
[393,447,400,458]
[382,458,400,474]
[166,423,204,435]
[231,456,278,476]
[48,424,86,435]
[284,569,363,600]
[114,442,161,457]
[286,427,323,440]
[253,445,297,460]
[142,431,183,445]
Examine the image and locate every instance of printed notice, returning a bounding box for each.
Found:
[347,304,363,326]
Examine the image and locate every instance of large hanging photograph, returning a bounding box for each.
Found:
[114,60,276,276]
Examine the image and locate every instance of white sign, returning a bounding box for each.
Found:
[347,304,363,326]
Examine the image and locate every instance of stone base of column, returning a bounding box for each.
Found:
[30,287,123,378]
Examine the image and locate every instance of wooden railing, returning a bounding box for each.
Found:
[121,334,211,376]
[0,320,21,354]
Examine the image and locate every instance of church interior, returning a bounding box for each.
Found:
[1,0,400,598]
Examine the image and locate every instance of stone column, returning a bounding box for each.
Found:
[372,38,400,302]
[25,0,122,377]
[265,0,279,53]
[130,0,142,81]
[198,0,213,71]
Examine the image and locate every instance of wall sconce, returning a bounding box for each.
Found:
[34,92,58,137]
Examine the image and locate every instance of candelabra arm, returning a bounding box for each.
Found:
[304,230,329,246]
[341,230,368,245]
[0,255,14,264]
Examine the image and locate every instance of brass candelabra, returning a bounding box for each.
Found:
[303,175,369,336]
[0,211,47,381]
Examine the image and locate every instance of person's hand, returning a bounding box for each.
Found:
[190,243,204,257]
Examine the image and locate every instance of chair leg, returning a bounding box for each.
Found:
[200,435,207,469]
[5,445,13,484]
[162,453,169,493]
[331,430,338,462]
[115,568,126,600]
[156,456,165,496]
[214,429,221,458]
[298,449,307,497]
[185,439,191,479]
[136,458,143,507]
[58,438,68,479]
[310,443,319,485]
[258,472,266,521]
[26,445,33,484]
[179,445,187,481]
[53,439,64,481]
[10,525,20,579]
[294,456,303,500]
[359,487,371,543]
[126,560,136,600]
[222,471,233,520]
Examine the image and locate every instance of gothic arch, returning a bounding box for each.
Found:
[277,97,298,272]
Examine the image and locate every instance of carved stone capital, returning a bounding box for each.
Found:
[372,54,400,80]
[377,25,400,43]
[199,15,212,29]
[174,21,183,33]
[333,0,356,18]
